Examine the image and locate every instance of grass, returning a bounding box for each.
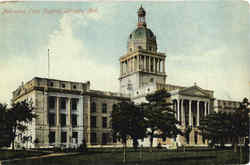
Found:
[0,150,45,160]
[4,148,249,165]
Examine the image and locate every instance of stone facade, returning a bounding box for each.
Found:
[12,77,129,148]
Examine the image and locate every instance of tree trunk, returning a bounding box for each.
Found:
[123,142,126,163]
[12,126,16,150]
[150,134,153,152]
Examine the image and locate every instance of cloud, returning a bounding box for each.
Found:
[0,13,119,104]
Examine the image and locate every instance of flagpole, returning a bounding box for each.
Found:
[48,49,50,79]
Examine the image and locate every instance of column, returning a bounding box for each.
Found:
[138,56,141,70]
[153,57,155,72]
[197,101,199,127]
[67,98,71,126]
[159,59,161,73]
[144,56,146,71]
[149,57,151,72]
[176,100,179,121]
[163,59,165,73]
[179,99,182,124]
[132,57,134,72]
[56,97,60,125]
[207,102,210,115]
[204,102,207,116]
[120,62,122,75]
[134,57,137,72]
[182,99,185,126]
[189,100,192,127]
[125,61,127,74]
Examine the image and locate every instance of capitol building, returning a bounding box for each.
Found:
[12,6,240,149]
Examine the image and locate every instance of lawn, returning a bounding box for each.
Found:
[5,148,249,165]
[0,150,45,160]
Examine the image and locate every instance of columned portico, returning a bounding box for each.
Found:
[170,84,214,146]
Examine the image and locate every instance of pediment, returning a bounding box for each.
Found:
[179,86,210,98]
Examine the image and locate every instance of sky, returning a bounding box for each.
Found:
[0,0,249,104]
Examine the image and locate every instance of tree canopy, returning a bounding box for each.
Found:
[0,100,36,149]
[199,97,249,151]
[143,89,182,148]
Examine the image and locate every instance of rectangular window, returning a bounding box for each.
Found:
[49,131,55,143]
[91,116,96,128]
[60,114,66,127]
[102,117,107,128]
[48,113,56,126]
[60,98,66,109]
[102,103,107,113]
[48,96,55,109]
[72,132,78,144]
[71,114,77,127]
[202,135,206,144]
[61,132,67,143]
[71,99,78,110]
[91,102,96,113]
[102,133,108,145]
[90,132,97,144]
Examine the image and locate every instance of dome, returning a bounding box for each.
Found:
[129,27,155,40]
[128,27,157,52]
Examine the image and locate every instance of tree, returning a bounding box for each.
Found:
[8,100,37,150]
[111,101,146,163]
[143,89,182,151]
[0,103,12,147]
[199,97,249,153]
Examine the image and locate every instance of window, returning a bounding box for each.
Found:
[73,85,77,89]
[71,99,77,110]
[61,83,65,88]
[91,116,96,128]
[60,114,66,127]
[102,133,108,145]
[60,98,66,109]
[48,96,55,109]
[50,82,54,87]
[61,132,67,143]
[71,114,77,127]
[72,132,78,144]
[91,102,96,113]
[102,103,107,113]
[48,113,56,126]
[102,117,107,128]
[90,133,97,144]
[49,131,55,143]
[112,104,116,111]
[202,135,206,144]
